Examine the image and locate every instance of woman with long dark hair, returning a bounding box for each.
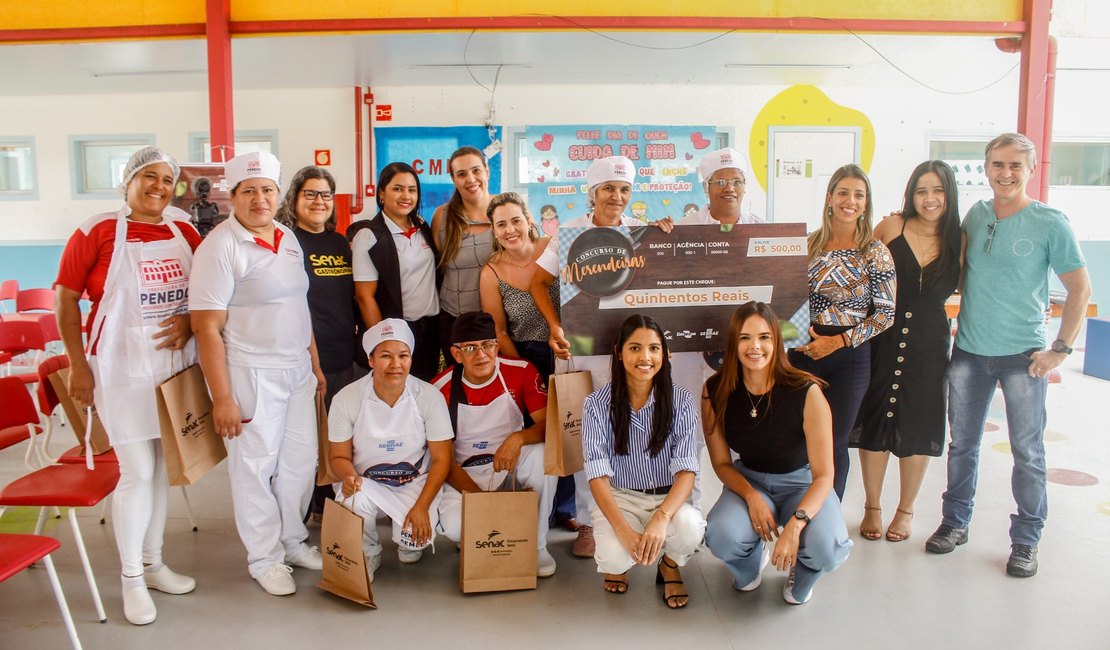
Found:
[704,302,851,605]
[790,164,896,500]
[851,161,961,541]
[350,162,441,380]
[581,315,705,609]
[432,146,494,362]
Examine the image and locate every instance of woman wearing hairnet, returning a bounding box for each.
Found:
[190,152,327,597]
[55,146,203,625]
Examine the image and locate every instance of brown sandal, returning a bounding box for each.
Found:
[603,572,628,594]
[655,557,689,609]
[885,508,914,542]
[860,506,883,541]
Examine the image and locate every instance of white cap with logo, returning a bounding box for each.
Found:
[224,151,282,191]
[698,147,749,182]
[362,318,415,356]
[586,156,636,191]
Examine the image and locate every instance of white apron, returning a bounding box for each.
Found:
[354,376,442,550]
[454,368,525,489]
[89,208,196,447]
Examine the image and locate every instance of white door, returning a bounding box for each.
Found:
[767,127,860,231]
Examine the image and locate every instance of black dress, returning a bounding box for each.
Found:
[850,231,958,457]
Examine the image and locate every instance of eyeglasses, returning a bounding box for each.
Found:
[985,221,997,253]
[302,189,334,201]
[453,341,497,355]
[707,179,745,189]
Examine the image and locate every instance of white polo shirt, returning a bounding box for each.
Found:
[677,206,764,226]
[350,221,438,321]
[536,212,645,276]
[189,216,312,368]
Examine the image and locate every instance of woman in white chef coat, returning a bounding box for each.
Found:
[56,146,200,625]
[328,318,453,576]
[190,152,327,597]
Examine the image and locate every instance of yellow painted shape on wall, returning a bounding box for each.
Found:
[4,0,1021,31]
[748,85,875,192]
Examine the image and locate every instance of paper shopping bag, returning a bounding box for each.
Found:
[318,498,376,608]
[459,489,539,594]
[47,367,112,456]
[544,371,592,476]
[156,364,226,486]
[316,392,340,486]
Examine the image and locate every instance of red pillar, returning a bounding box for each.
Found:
[206,0,234,162]
[1017,0,1052,201]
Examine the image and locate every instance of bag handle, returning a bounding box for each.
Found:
[83,406,95,470]
[485,470,522,493]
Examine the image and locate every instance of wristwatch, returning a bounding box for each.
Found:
[793,509,811,523]
[1051,339,1073,355]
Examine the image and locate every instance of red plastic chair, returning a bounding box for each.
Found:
[0,279,17,312]
[0,319,46,384]
[0,533,84,649]
[0,376,44,469]
[16,287,55,313]
[36,354,198,531]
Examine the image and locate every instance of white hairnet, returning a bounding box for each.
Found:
[120,146,180,191]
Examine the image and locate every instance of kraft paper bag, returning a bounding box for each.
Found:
[47,367,112,456]
[156,364,226,486]
[459,488,539,594]
[316,392,341,487]
[544,371,592,476]
[318,498,376,608]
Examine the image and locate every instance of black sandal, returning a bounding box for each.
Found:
[603,572,628,594]
[655,557,689,609]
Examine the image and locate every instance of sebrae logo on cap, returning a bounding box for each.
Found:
[720,154,734,165]
[613,163,627,176]
[381,325,394,338]
[246,159,262,174]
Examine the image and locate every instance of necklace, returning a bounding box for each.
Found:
[747,390,766,418]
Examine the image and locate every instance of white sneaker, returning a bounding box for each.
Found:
[364,553,382,581]
[397,548,424,564]
[782,566,812,605]
[144,565,196,595]
[737,547,770,592]
[537,548,557,578]
[122,581,157,626]
[256,563,296,596]
[286,543,323,571]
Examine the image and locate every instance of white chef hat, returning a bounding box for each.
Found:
[586,156,636,191]
[224,151,282,192]
[120,146,180,190]
[698,147,749,182]
[362,318,415,356]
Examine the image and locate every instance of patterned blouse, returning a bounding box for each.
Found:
[495,274,559,344]
[808,239,897,347]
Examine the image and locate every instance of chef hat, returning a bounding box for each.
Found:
[586,156,636,191]
[225,151,282,192]
[363,318,415,356]
[120,146,180,190]
[698,147,749,182]
[449,311,497,344]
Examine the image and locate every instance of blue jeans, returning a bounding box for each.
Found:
[942,346,1048,546]
[705,463,852,589]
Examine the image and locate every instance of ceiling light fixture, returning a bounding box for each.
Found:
[724,63,853,70]
[91,69,205,78]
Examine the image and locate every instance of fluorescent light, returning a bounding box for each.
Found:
[91,69,205,78]
[724,63,853,70]
[407,64,532,69]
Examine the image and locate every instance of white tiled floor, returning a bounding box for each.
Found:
[3,350,1109,649]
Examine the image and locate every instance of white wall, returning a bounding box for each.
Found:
[2,73,1108,243]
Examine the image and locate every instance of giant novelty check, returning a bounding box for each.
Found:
[557,223,810,354]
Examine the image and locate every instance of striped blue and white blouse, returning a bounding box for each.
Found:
[582,382,700,490]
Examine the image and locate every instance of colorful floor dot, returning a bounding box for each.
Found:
[984,422,1001,432]
[1097,502,1110,516]
[1044,430,1068,442]
[991,442,1011,454]
[1046,468,1098,487]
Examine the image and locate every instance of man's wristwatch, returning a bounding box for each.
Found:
[793,509,811,523]
[1051,339,1073,355]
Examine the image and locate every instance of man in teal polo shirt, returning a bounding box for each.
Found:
[926,133,1091,577]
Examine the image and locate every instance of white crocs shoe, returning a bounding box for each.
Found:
[286,543,323,571]
[537,549,557,578]
[397,548,424,564]
[122,580,157,625]
[256,563,296,596]
[144,565,196,595]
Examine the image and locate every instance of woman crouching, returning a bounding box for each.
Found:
[582,315,706,609]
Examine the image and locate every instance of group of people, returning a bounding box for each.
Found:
[52,130,1089,625]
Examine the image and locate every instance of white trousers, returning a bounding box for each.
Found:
[225,365,317,578]
[343,485,442,557]
[591,487,706,575]
[112,439,169,576]
[439,444,556,551]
